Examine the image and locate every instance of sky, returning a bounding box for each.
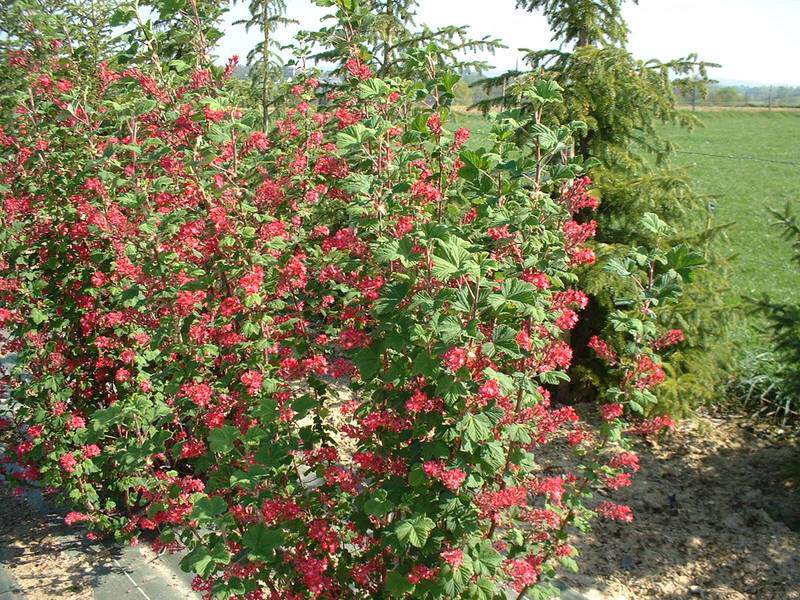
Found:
[217,0,800,86]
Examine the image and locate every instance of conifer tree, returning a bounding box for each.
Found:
[751,204,800,422]
[297,0,502,84]
[113,0,230,68]
[479,0,731,412]
[235,0,295,129]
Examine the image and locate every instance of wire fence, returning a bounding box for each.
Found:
[678,85,800,110]
[674,150,800,167]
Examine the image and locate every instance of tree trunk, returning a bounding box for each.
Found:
[381,0,394,76]
[261,6,271,131]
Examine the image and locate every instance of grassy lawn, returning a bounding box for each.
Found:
[451,108,800,303]
[663,110,800,302]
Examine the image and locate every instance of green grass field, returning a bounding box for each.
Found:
[663,110,800,302]
[451,108,800,303]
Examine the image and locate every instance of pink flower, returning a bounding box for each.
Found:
[597,501,634,522]
[67,414,86,430]
[588,336,618,364]
[408,564,438,584]
[424,460,467,491]
[181,382,213,407]
[239,265,264,295]
[610,451,640,472]
[405,389,442,414]
[59,453,78,473]
[522,270,550,289]
[82,444,101,459]
[345,57,373,80]
[180,438,206,459]
[453,127,471,150]
[478,379,501,404]
[516,329,532,351]
[240,370,263,395]
[487,225,512,240]
[442,347,467,372]
[630,415,675,437]
[600,403,624,421]
[505,557,542,591]
[604,472,633,490]
[441,549,464,569]
[440,467,466,491]
[338,328,370,351]
[65,511,92,526]
[426,114,442,136]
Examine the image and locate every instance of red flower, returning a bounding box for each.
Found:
[441,548,464,569]
[59,453,78,473]
[600,403,624,421]
[597,501,634,522]
[442,347,467,372]
[426,113,443,136]
[345,57,373,80]
[239,265,264,295]
[240,370,263,395]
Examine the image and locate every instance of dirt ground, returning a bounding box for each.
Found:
[561,413,800,600]
[0,489,101,600]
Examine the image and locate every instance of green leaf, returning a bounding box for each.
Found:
[604,257,631,278]
[180,545,214,576]
[412,350,436,377]
[353,346,381,381]
[336,123,371,150]
[242,524,283,558]
[395,515,435,548]
[666,245,706,282]
[468,576,496,600]
[527,582,562,600]
[437,315,465,343]
[432,238,478,281]
[530,123,558,151]
[385,570,415,595]
[180,542,229,577]
[341,173,373,195]
[91,405,123,431]
[208,425,238,453]
[458,413,492,444]
[641,212,672,236]
[479,441,506,471]
[374,239,400,264]
[364,490,390,517]
[374,282,410,316]
[292,394,317,418]
[31,308,47,325]
[471,540,502,575]
[191,495,227,525]
[492,325,523,358]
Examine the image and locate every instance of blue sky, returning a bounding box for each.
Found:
[217,0,800,86]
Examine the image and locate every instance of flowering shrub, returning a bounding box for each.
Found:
[0,40,675,599]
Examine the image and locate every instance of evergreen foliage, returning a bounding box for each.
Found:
[747,203,800,424]
[233,0,296,128]
[477,0,731,413]
[295,0,503,83]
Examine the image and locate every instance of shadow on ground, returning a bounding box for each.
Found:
[562,415,800,600]
[0,489,123,599]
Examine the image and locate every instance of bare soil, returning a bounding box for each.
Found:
[0,490,100,599]
[561,413,800,600]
